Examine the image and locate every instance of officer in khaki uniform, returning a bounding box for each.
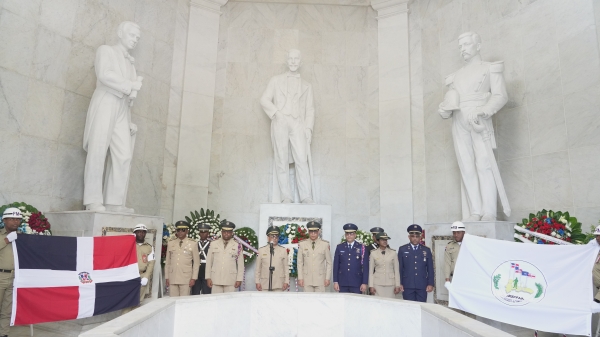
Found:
[367,227,385,253]
[368,232,401,298]
[0,208,20,337]
[206,221,244,293]
[590,225,600,302]
[297,221,332,292]
[165,221,200,297]
[444,221,466,282]
[122,224,155,314]
[255,226,290,291]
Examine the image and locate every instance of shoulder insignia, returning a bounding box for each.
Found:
[444,72,455,86]
[388,248,397,251]
[321,239,329,244]
[489,61,504,73]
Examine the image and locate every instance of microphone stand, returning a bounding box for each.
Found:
[268,242,275,291]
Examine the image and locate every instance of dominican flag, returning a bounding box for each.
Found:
[11,235,141,325]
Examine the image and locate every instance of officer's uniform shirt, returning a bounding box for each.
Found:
[205,238,245,286]
[136,242,155,281]
[333,241,369,287]
[593,244,600,301]
[369,247,400,288]
[398,243,434,301]
[165,237,200,284]
[255,244,290,290]
[297,238,332,286]
[444,241,461,280]
[0,229,15,335]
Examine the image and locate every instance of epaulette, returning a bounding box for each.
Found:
[321,239,329,244]
[489,61,504,73]
[388,247,397,251]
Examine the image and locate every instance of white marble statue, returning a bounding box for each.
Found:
[260,49,315,204]
[82,21,143,213]
[438,32,511,221]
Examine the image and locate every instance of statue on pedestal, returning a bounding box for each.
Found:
[438,32,511,221]
[82,21,143,213]
[261,49,315,204]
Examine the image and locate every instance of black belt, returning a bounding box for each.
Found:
[0,269,13,273]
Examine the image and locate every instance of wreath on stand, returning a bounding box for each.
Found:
[514,209,585,244]
[0,202,52,235]
[339,229,373,246]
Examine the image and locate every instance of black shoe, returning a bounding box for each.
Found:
[594,299,600,303]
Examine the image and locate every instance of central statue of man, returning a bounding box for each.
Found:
[261,49,315,204]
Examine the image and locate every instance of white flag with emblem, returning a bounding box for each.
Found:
[448,234,598,336]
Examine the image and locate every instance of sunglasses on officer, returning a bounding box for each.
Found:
[176,228,188,232]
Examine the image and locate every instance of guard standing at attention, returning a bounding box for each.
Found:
[398,224,434,302]
[333,223,369,294]
[297,221,332,292]
[191,223,212,295]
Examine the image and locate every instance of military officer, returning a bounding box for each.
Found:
[445,221,466,283]
[591,225,600,302]
[191,223,212,295]
[297,221,332,292]
[367,227,385,253]
[122,224,155,313]
[205,221,245,293]
[398,224,434,302]
[165,221,200,297]
[333,223,369,294]
[0,208,19,337]
[369,232,401,298]
[255,226,290,291]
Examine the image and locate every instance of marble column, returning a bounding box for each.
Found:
[172,0,228,221]
[371,0,413,243]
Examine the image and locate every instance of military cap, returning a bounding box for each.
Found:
[407,224,422,234]
[220,220,236,231]
[2,207,22,219]
[133,224,147,232]
[370,227,385,234]
[450,221,466,232]
[198,223,211,232]
[375,232,391,240]
[175,220,190,229]
[306,221,321,230]
[343,223,358,232]
[266,226,280,235]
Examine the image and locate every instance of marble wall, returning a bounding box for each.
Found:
[409,0,600,228]
[0,0,187,216]
[207,1,381,232]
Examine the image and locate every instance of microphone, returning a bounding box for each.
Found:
[269,241,274,255]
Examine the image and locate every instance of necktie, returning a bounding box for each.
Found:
[413,245,416,251]
[312,241,315,250]
[382,250,386,255]
[179,241,182,247]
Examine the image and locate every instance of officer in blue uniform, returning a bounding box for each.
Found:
[333,223,369,294]
[398,224,434,302]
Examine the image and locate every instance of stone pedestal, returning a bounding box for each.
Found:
[422,221,515,304]
[40,211,164,335]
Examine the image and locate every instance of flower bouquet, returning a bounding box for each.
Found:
[339,229,373,246]
[514,209,586,244]
[0,202,52,235]
[185,208,222,242]
[278,223,310,277]
[234,227,258,265]
[161,223,176,265]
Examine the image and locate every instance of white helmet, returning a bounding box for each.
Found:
[594,225,600,236]
[450,221,466,232]
[133,224,147,232]
[2,207,22,220]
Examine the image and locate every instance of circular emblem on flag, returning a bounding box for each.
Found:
[491,260,547,306]
[78,271,93,284]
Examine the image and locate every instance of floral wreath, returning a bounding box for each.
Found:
[0,202,52,235]
[514,209,585,244]
[233,227,258,265]
[185,208,222,242]
[278,223,310,278]
[339,229,374,246]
